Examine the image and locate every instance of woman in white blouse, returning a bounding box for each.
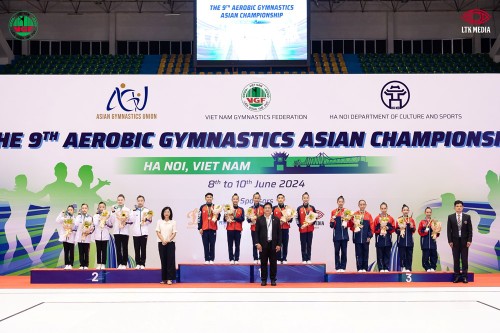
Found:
[156,207,177,285]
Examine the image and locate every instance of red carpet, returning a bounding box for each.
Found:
[1,274,499,289]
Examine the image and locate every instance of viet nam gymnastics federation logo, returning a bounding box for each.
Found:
[381,81,410,110]
[8,11,38,40]
[241,82,271,112]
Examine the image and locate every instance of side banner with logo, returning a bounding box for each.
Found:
[0,75,498,275]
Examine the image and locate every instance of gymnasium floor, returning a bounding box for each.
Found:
[1,275,499,333]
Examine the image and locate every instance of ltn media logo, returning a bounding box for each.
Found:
[241,82,271,112]
[9,11,38,40]
[381,81,410,110]
[461,9,491,25]
[461,9,491,33]
[107,83,148,112]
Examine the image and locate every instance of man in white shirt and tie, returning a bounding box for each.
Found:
[255,202,282,286]
[447,200,473,283]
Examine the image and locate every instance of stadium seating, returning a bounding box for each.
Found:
[1,53,499,75]
[0,55,144,75]
[359,53,500,74]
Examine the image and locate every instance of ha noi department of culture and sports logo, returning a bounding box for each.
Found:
[9,11,38,40]
[241,82,271,112]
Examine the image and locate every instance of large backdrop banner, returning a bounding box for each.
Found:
[0,74,499,275]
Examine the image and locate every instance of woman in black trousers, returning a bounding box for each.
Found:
[156,206,177,285]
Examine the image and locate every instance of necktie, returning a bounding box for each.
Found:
[457,214,462,230]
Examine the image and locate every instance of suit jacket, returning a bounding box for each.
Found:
[447,213,473,243]
[255,215,282,248]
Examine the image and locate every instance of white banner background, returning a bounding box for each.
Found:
[0,74,498,274]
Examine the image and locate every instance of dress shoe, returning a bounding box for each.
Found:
[463,277,468,284]
[453,276,461,283]
[271,280,277,286]
[261,281,267,286]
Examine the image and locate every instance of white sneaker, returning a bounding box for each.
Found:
[118,265,126,270]
[282,261,288,264]
[205,261,209,264]
[84,267,88,270]
[230,260,235,265]
[79,267,84,270]
[136,265,141,269]
[431,268,435,272]
[278,261,282,265]
[209,261,214,264]
[306,260,312,264]
[358,270,363,272]
[302,261,307,264]
[234,261,239,265]
[64,265,70,270]
[254,260,259,264]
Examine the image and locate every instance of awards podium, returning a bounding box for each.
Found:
[30,263,473,284]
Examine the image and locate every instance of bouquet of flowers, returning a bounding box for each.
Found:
[211,205,223,222]
[142,210,153,225]
[224,204,235,223]
[63,216,74,238]
[82,217,93,239]
[397,217,407,238]
[117,210,129,229]
[302,211,318,229]
[246,207,256,224]
[430,219,442,240]
[280,206,296,225]
[342,209,353,228]
[380,216,389,236]
[352,214,363,233]
[99,210,109,229]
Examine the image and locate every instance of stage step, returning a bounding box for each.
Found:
[30,267,475,284]
[31,269,162,284]
[178,263,326,283]
[325,272,475,283]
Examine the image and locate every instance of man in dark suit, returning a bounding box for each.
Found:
[447,200,473,283]
[255,202,282,286]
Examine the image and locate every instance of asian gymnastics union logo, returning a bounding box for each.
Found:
[461,9,491,25]
[106,83,148,112]
[380,81,410,110]
[241,82,271,112]
[8,11,38,40]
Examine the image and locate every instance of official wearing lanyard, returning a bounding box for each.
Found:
[255,202,282,286]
